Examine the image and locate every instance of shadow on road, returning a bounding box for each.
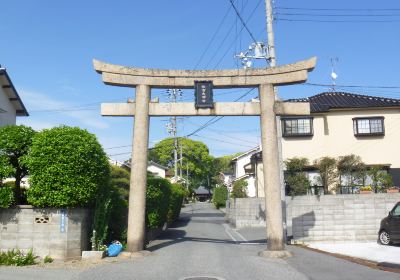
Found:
[147,229,236,251]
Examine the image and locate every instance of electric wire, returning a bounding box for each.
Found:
[228,0,258,44]
[213,0,263,69]
[193,5,233,70]
[275,7,400,12]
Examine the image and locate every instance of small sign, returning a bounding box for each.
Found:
[60,209,66,233]
[194,81,214,109]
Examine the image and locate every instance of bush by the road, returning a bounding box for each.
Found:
[26,126,110,207]
[167,183,187,224]
[146,177,171,229]
[213,186,228,209]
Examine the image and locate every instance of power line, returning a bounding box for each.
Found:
[275,18,400,23]
[192,134,255,148]
[193,5,232,69]
[304,82,400,89]
[275,7,400,11]
[213,0,263,69]
[228,0,258,43]
[185,88,256,137]
[275,12,400,17]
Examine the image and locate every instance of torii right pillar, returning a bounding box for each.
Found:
[259,83,290,258]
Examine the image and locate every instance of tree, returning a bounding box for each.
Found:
[284,157,310,196]
[231,179,248,198]
[0,125,36,203]
[337,154,365,192]
[368,166,393,193]
[26,126,110,207]
[314,156,337,194]
[148,137,214,189]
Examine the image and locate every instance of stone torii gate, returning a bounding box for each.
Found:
[94,57,316,256]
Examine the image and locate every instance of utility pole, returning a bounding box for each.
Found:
[180,144,183,178]
[166,89,182,180]
[265,0,276,67]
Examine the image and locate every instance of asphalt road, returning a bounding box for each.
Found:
[0,202,399,280]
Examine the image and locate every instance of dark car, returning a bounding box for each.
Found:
[378,202,400,245]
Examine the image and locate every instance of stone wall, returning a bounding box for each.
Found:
[0,206,90,260]
[226,193,400,243]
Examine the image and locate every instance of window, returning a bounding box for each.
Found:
[282,117,313,137]
[393,204,400,217]
[353,117,384,136]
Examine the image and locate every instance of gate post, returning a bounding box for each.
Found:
[259,84,291,257]
[127,84,150,252]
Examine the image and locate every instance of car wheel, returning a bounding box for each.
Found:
[379,230,391,245]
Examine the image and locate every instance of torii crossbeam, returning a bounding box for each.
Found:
[94,57,316,257]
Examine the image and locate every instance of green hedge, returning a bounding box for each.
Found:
[146,177,171,229]
[26,126,110,207]
[0,185,14,208]
[167,183,187,224]
[213,186,228,209]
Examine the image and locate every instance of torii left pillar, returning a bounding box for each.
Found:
[127,84,150,251]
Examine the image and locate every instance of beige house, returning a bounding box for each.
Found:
[243,92,400,196]
[0,67,28,126]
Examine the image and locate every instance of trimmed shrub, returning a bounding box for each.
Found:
[0,185,14,208]
[26,126,110,207]
[106,165,130,243]
[167,183,187,224]
[231,179,248,198]
[212,186,228,209]
[146,177,171,229]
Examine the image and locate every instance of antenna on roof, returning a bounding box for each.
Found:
[330,57,339,92]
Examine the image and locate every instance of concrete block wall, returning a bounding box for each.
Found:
[226,193,400,243]
[0,206,90,260]
[227,198,266,228]
[287,194,400,243]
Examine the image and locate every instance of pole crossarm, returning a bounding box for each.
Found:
[93,57,316,88]
[101,101,310,117]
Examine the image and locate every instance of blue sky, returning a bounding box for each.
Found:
[1,0,400,161]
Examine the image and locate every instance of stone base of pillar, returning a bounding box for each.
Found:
[258,250,293,259]
[119,250,153,259]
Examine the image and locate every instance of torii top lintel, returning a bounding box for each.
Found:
[93,57,316,89]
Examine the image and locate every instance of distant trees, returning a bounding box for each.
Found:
[148,137,214,189]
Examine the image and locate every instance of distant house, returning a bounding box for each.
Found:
[194,186,212,201]
[0,67,28,126]
[243,92,400,196]
[113,159,168,179]
[231,146,260,197]
[147,161,168,178]
[218,172,234,192]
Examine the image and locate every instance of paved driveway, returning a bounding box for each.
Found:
[0,202,398,280]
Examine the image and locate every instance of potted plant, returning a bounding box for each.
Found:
[359,186,373,194]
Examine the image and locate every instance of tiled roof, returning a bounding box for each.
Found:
[286,92,400,113]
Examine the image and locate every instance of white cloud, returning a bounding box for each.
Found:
[19,89,109,129]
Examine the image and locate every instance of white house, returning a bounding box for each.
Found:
[147,161,168,178]
[242,92,400,196]
[0,67,28,126]
[231,146,260,197]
